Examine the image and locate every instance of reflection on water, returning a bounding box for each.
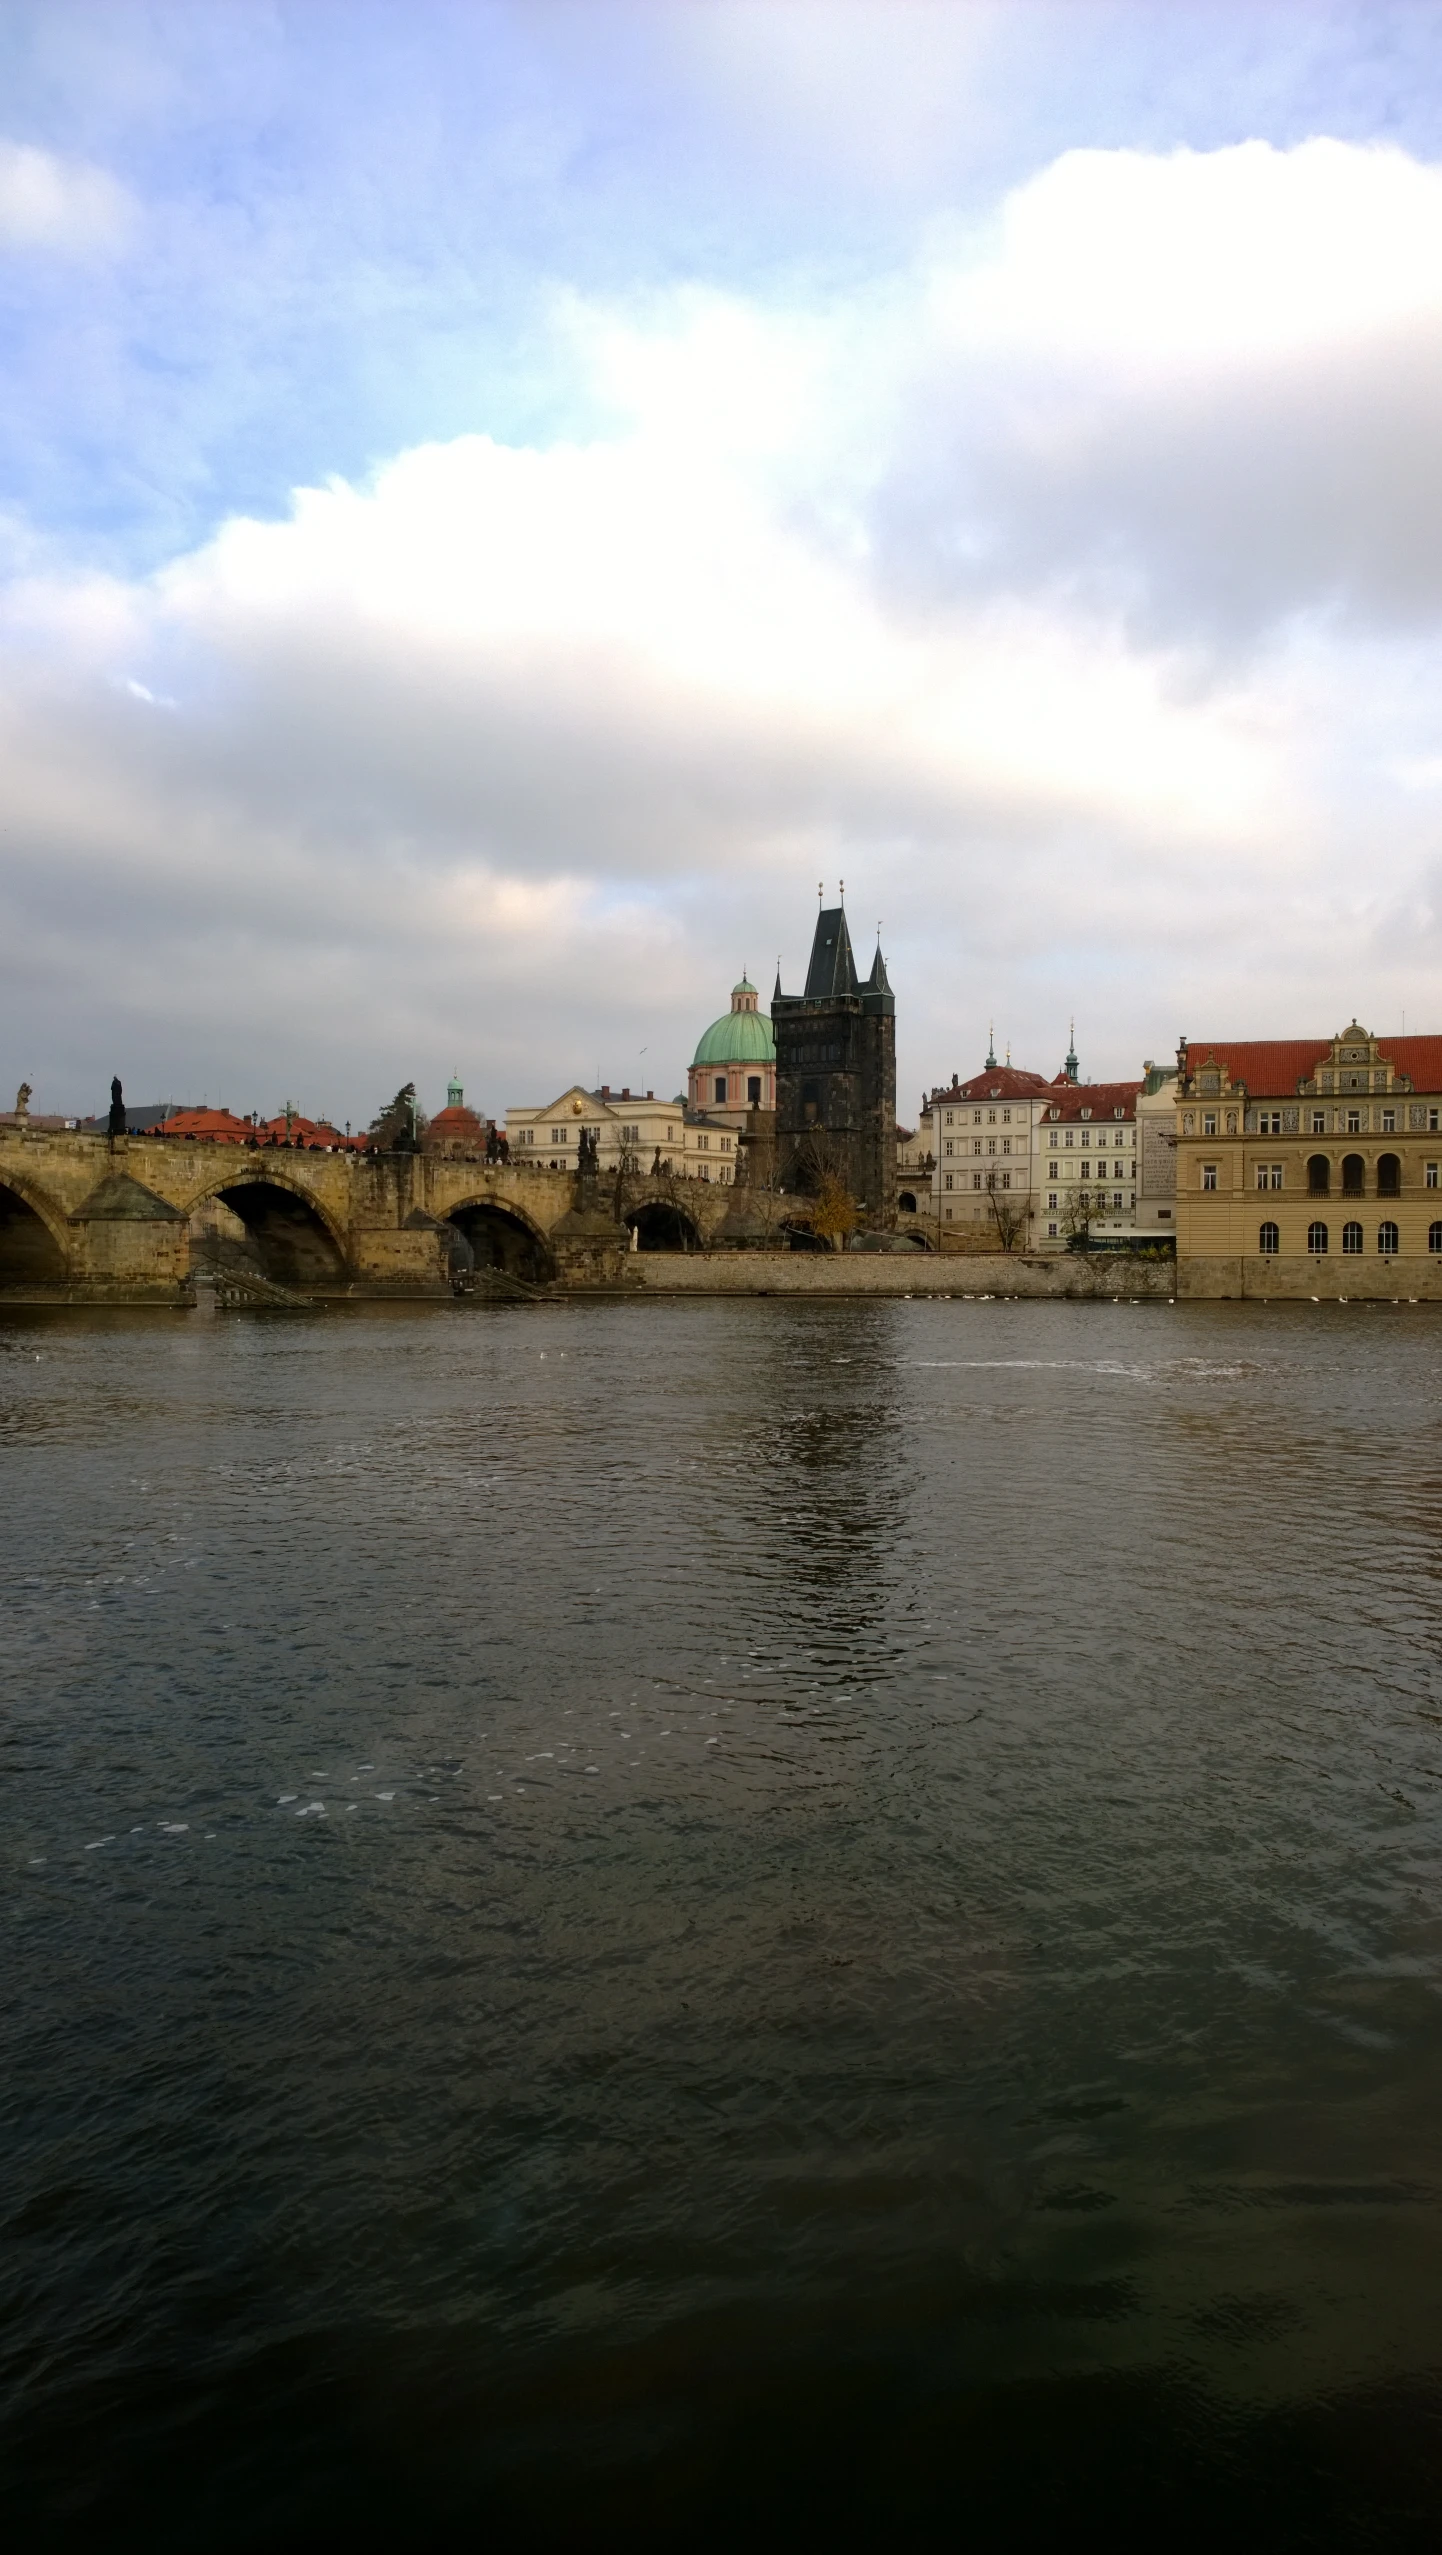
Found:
[5,1298,1442,2548]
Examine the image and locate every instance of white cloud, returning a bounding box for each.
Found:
[874,139,1442,636]
[5,136,1442,1118]
[0,139,133,254]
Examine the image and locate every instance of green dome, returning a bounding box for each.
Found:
[692,1007,775,1068]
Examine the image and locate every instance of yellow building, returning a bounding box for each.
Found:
[1174,1024,1442,1298]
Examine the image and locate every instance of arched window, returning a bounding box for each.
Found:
[1431,1221,1442,1253]
[1342,1220,1364,1254]
[1307,1220,1328,1255]
[898,1191,917,1214]
[1378,1221,1400,1256]
[1342,1152,1366,1195]
[1258,1221,1280,1254]
[1307,1154,1330,1194]
[1377,1152,1402,1197]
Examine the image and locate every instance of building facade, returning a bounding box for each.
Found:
[1134,1064,1179,1238]
[687,977,776,1129]
[773,904,896,1223]
[1174,1024,1442,1297]
[1036,1081,1143,1244]
[928,1065,1055,1241]
[924,1042,1145,1252]
[504,1086,740,1183]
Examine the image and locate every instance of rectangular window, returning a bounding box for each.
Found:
[944,1111,953,1126]
[944,1139,953,1156]
[1048,1222,1058,1236]
[1047,1193,1058,1209]
[1080,1130,1090,1147]
[972,1173,982,1190]
[973,1139,982,1155]
[1001,1172,1011,1190]
[973,1110,982,1124]
[1065,1130,1074,1146]
[1382,1109,1396,1132]
[944,1206,952,1220]
[1312,1111,1326,1133]
[696,1133,708,1149]
[1202,1164,1218,1190]
[1346,1109,1361,1132]
[988,1109,997,1124]
[1048,1133,1058,1150]
[1431,1109,1441,1131]
[987,1137,996,1154]
[1001,1138,1012,1155]
[944,1173,953,1190]
[1203,1112,1217,1135]
[1428,1163,1439,1188]
[1002,1109,1011,1123]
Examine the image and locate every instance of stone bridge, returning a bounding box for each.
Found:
[0,1127,743,1302]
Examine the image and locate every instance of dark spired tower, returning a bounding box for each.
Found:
[773,901,896,1224]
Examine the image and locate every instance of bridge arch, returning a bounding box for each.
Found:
[0,1175,69,1287]
[626,1200,701,1252]
[190,1171,351,1289]
[443,1197,555,1284]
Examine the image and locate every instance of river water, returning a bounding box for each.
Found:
[4,1296,1442,2548]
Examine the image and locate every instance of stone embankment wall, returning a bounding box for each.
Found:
[616,1251,1175,1299]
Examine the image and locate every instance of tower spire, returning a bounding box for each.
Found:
[986,1021,996,1070]
[1065,1019,1078,1083]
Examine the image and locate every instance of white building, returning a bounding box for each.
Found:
[927,1050,1148,1249]
[1036,1080,1143,1244]
[504,1086,738,1183]
[928,1064,1058,1240]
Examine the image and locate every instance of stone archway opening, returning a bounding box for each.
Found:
[0,1184,65,1288]
[626,1202,701,1253]
[209,1181,349,1289]
[445,1201,554,1284]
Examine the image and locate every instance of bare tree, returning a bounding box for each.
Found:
[985,1171,1032,1253]
[1056,1182,1097,1249]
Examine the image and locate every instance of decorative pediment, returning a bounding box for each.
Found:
[1313,1023,1403,1097]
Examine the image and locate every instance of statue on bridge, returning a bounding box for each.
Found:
[14,1082,31,1117]
[107,1077,127,1139]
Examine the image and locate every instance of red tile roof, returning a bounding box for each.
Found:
[1186,1036,1442,1096]
[932,1066,1054,1102]
[1039,1081,1142,1123]
[154,1108,256,1143]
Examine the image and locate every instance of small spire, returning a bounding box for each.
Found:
[839,877,846,904]
[986,1022,996,1069]
[818,879,824,905]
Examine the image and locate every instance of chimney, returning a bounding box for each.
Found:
[600,1084,610,1097]
[621,1087,630,1099]
[646,1089,653,1099]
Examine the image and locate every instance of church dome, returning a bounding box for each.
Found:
[692,1005,775,1068]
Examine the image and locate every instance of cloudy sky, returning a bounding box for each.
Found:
[5,1,1442,1125]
